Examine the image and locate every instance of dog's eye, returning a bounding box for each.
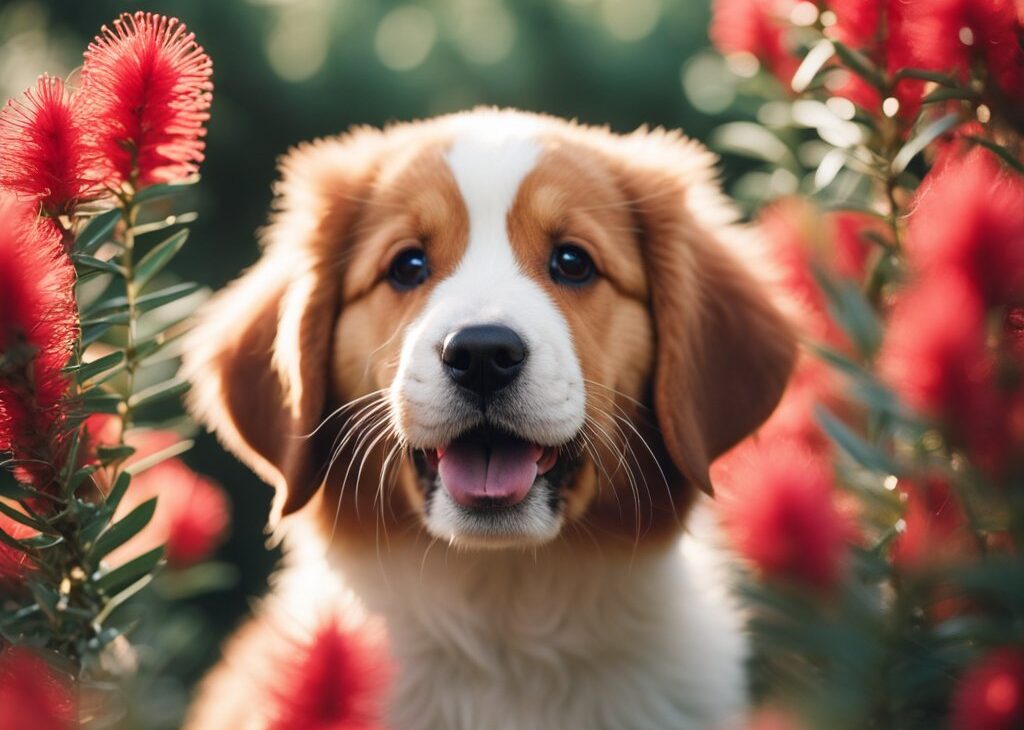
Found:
[550,243,596,286]
[388,247,430,290]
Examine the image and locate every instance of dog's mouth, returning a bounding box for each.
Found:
[415,427,566,509]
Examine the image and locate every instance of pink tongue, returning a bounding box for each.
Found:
[438,440,542,507]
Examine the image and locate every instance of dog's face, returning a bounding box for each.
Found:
[185,110,795,551]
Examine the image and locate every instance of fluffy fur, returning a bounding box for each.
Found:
[182,108,796,730]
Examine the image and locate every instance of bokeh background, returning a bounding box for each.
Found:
[1,0,769,722]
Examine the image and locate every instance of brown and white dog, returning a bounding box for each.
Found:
[182,108,796,730]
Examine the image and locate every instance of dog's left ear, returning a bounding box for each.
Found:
[601,129,797,494]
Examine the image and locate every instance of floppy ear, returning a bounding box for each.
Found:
[603,129,797,494]
[183,133,381,520]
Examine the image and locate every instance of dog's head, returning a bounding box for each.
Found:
[184,109,795,550]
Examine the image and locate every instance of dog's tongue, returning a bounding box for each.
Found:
[438,439,543,507]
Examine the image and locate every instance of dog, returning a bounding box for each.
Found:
[181,108,796,730]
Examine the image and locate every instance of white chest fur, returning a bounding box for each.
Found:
[318,511,749,730]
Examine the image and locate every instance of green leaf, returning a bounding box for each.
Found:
[135,281,202,313]
[76,209,121,255]
[0,501,54,534]
[126,439,194,475]
[891,113,962,174]
[792,39,835,93]
[96,444,136,465]
[82,321,114,347]
[133,176,199,205]
[964,135,1024,175]
[95,546,164,596]
[80,389,124,415]
[816,406,901,475]
[134,230,188,291]
[711,122,796,168]
[0,472,46,502]
[73,253,126,278]
[128,379,190,410]
[893,67,962,86]
[90,497,157,562]
[832,41,885,89]
[105,472,132,515]
[69,351,125,383]
[812,266,883,358]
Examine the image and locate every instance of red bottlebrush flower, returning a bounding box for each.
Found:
[0,195,77,490]
[951,649,1024,730]
[905,148,1024,307]
[710,0,800,85]
[0,647,75,730]
[879,272,990,422]
[80,12,213,188]
[270,618,390,730]
[107,447,229,569]
[718,441,849,591]
[0,75,94,218]
[0,511,36,590]
[891,475,975,572]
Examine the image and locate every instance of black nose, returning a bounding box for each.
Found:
[441,325,526,399]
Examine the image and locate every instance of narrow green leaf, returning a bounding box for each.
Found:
[891,113,961,174]
[131,211,198,237]
[126,439,194,476]
[964,135,1024,175]
[0,501,54,534]
[832,41,885,89]
[73,254,126,278]
[792,39,835,93]
[82,321,114,347]
[69,351,125,382]
[135,230,188,291]
[135,281,202,313]
[816,406,901,474]
[0,472,44,502]
[133,176,199,204]
[893,67,962,86]
[105,472,132,515]
[812,266,883,358]
[96,445,136,465]
[96,546,164,595]
[80,311,129,327]
[128,379,190,410]
[91,497,157,562]
[76,209,121,255]
[80,389,124,414]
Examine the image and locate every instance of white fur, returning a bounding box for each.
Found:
[389,128,585,545]
[317,502,748,730]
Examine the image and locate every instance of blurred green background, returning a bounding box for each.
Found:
[1,0,746,722]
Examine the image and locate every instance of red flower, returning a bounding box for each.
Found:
[0,511,36,590]
[898,0,1024,112]
[0,75,93,218]
[891,475,975,572]
[107,442,229,569]
[880,272,990,421]
[951,649,1024,730]
[270,618,390,730]
[0,647,75,730]
[718,441,849,591]
[905,148,1024,308]
[0,195,77,490]
[710,0,800,84]
[80,12,213,188]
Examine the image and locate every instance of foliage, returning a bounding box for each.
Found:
[0,12,231,728]
[703,1,1024,728]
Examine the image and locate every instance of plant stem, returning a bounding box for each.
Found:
[118,198,139,444]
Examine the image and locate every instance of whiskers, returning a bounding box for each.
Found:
[581,379,676,545]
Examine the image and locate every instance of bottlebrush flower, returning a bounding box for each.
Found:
[270,618,390,730]
[0,195,77,490]
[106,439,229,569]
[717,441,849,592]
[0,647,75,730]
[898,0,1024,115]
[951,649,1024,730]
[879,272,990,424]
[710,0,799,84]
[905,148,1024,307]
[0,75,93,217]
[0,511,36,590]
[891,475,975,572]
[80,12,213,188]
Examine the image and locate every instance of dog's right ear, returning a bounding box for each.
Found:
[182,132,382,522]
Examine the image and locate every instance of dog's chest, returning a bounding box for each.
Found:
[335,537,749,730]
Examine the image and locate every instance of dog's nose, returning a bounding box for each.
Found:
[441,325,526,398]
